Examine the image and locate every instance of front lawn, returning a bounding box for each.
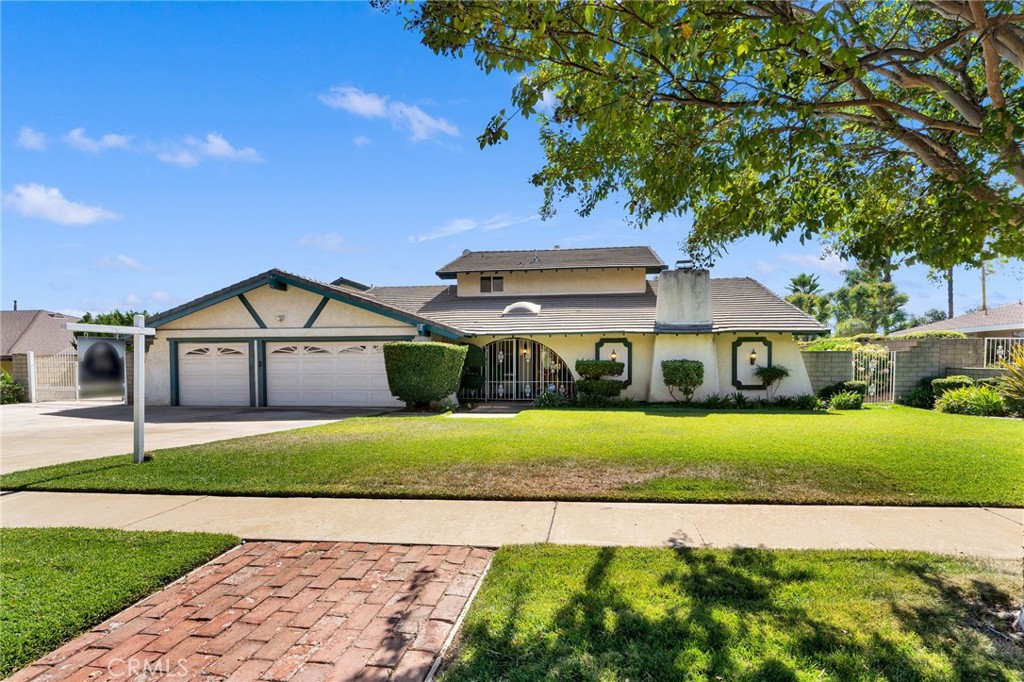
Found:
[440,545,1024,681]
[1,406,1021,506]
[0,527,238,677]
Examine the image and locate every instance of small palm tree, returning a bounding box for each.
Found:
[787,273,822,296]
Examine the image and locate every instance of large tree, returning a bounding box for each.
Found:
[830,267,911,333]
[403,0,1024,271]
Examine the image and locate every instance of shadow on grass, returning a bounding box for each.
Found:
[443,547,1020,681]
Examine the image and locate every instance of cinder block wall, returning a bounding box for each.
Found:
[801,351,853,394]
[886,338,985,398]
[10,354,31,397]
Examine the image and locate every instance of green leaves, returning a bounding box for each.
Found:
[406,0,1024,270]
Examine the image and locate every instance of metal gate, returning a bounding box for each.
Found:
[34,347,79,401]
[479,338,576,401]
[852,348,896,403]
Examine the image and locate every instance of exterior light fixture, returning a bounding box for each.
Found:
[522,343,531,363]
[749,348,758,365]
[610,350,618,362]
[276,314,286,322]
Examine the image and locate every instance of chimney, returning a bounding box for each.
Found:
[655,261,712,329]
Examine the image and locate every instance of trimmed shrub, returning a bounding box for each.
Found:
[463,344,485,370]
[790,394,825,411]
[383,342,468,409]
[800,338,888,353]
[661,359,704,402]
[460,373,485,391]
[574,391,611,408]
[842,380,868,396]
[753,364,789,400]
[576,379,624,398]
[0,371,25,405]
[532,391,572,409]
[935,385,1006,417]
[829,391,863,410]
[575,360,624,380]
[931,375,974,397]
[899,330,968,339]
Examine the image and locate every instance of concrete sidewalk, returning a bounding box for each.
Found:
[2,491,1020,559]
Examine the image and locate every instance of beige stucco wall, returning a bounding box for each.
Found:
[465,333,657,400]
[649,334,720,402]
[713,332,813,397]
[456,268,648,297]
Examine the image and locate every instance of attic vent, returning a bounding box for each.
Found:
[502,301,542,316]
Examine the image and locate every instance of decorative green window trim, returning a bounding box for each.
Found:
[594,337,633,388]
[731,336,772,390]
[237,294,267,329]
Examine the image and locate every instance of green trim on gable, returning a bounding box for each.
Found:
[237,294,267,329]
[304,297,331,328]
[594,337,633,388]
[731,336,772,390]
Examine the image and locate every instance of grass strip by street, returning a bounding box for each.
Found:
[439,545,1024,682]
[0,527,238,677]
[1,406,1021,507]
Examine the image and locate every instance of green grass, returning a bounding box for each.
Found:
[1,406,1021,506]
[0,527,238,677]
[441,545,1024,682]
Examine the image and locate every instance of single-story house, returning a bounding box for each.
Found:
[891,301,1024,340]
[1,309,78,374]
[144,246,828,406]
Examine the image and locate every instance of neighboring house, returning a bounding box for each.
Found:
[0,309,78,374]
[891,301,1024,339]
[144,246,828,407]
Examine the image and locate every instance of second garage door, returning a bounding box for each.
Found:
[266,342,401,407]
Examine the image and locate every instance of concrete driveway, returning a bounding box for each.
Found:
[1,400,388,473]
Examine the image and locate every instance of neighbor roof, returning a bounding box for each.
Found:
[891,301,1024,336]
[367,277,828,336]
[1,310,78,359]
[436,246,667,278]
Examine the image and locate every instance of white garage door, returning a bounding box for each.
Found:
[266,342,401,407]
[178,343,250,406]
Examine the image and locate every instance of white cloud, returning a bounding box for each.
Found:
[409,213,539,243]
[537,90,558,114]
[754,260,777,274]
[17,126,47,150]
[157,133,262,167]
[296,232,348,253]
[353,135,373,147]
[95,254,151,272]
[149,290,172,303]
[124,293,144,306]
[319,86,459,142]
[63,127,132,152]
[3,183,118,225]
[777,252,847,275]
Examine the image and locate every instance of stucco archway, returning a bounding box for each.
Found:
[477,337,576,401]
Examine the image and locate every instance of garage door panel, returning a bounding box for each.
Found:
[179,343,250,406]
[267,342,401,407]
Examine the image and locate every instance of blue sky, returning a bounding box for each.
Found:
[3,2,1020,319]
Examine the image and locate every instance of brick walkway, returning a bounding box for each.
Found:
[8,541,493,682]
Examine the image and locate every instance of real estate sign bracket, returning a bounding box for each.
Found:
[63,316,156,464]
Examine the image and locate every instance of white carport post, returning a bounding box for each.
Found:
[63,317,156,464]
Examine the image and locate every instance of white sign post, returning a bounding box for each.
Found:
[64,316,156,464]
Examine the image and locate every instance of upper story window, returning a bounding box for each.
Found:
[480,276,504,293]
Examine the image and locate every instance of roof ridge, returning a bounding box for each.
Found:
[457,245,655,255]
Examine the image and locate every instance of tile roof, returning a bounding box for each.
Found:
[891,300,1024,335]
[366,277,828,336]
[436,246,667,278]
[1,310,79,358]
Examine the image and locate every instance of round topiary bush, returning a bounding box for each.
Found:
[931,375,974,397]
[383,342,468,409]
[661,359,704,402]
[574,359,624,380]
[576,379,624,398]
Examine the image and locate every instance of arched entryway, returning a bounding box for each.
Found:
[475,338,576,401]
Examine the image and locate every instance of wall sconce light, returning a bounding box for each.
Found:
[749,348,758,365]
[275,314,286,322]
[522,342,531,363]
[610,349,618,362]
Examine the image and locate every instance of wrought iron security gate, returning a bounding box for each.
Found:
[480,338,575,401]
[852,348,896,403]
[34,347,79,401]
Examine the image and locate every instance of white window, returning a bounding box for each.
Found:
[481,276,504,293]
